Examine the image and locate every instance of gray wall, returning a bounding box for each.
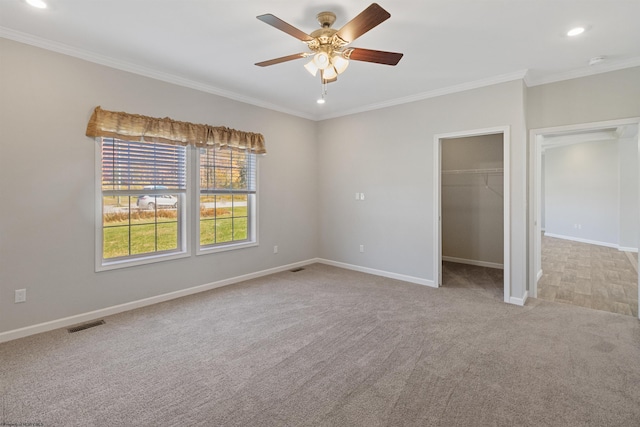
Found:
[527,67,640,129]
[0,39,319,333]
[544,140,619,245]
[544,137,638,250]
[619,138,639,250]
[441,135,504,265]
[316,80,528,299]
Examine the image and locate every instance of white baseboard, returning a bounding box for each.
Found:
[544,233,638,252]
[509,291,528,306]
[543,233,618,249]
[618,246,639,253]
[0,258,506,343]
[0,259,317,344]
[317,258,436,288]
[442,256,504,270]
[319,259,530,309]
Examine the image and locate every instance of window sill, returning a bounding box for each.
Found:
[96,251,190,272]
[197,241,258,256]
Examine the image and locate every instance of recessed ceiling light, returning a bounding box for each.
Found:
[316,98,326,105]
[26,0,47,8]
[567,27,585,37]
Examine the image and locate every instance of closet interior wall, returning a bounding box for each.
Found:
[441,134,504,268]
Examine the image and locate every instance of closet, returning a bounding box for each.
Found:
[441,134,504,286]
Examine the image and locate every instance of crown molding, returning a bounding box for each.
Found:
[525,56,640,87]
[317,70,529,121]
[4,25,640,122]
[0,27,528,122]
[0,27,316,121]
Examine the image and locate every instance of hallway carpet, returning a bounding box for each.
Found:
[538,235,638,317]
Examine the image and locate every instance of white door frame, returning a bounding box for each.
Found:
[434,126,511,303]
[528,117,640,319]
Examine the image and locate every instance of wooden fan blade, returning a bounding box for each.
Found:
[255,53,309,67]
[335,3,390,44]
[257,14,314,42]
[347,48,403,65]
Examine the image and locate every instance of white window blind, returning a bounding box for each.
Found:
[199,148,256,195]
[102,138,186,191]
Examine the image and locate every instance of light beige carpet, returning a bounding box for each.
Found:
[1,263,640,426]
[442,260,503,300]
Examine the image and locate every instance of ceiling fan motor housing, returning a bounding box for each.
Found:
[316,11,336,28]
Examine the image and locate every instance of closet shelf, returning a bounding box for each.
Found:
[441,168,503,175]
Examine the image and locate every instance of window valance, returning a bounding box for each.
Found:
[86,106,266,154]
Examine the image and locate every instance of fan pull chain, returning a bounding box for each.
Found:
[317,81,328,104]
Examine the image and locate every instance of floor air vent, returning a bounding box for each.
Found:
[68,319,105,333]
[290,267,305,273]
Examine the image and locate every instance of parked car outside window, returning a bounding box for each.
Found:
[136,186,177,210]
[137,194,178,210]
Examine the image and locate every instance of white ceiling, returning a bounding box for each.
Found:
[2,0,639,121]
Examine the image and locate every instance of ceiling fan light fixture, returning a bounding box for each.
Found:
[322,66,338,80]
[304,60,319,76]
[313,52,330,69]
[332,54,349,74]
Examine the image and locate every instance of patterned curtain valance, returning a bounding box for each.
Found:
[86,106,266,154]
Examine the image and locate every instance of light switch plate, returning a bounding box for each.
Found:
[15,289,26,303]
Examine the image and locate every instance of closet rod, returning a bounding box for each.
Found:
[441,168,503,175]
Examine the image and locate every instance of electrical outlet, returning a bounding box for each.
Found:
[274,245,278,254]
[15,289,26,303]
[359,245,364,253]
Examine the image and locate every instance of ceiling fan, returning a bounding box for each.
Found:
[255,3,403,85]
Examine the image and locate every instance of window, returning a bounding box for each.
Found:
[199,147,257,251]
[99,138,187,268]
[89,106,265,270]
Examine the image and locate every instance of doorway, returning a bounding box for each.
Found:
[529,119,640,318]
[434,127,511,303]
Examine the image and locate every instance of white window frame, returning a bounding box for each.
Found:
[94,138,192,271]
[196,147,258,255]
